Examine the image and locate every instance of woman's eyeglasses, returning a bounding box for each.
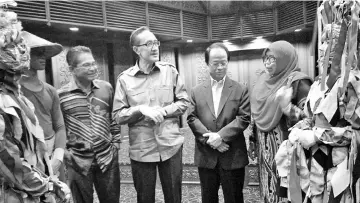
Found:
[263,56,276,64]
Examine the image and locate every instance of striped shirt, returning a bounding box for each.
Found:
[58,78,121,175]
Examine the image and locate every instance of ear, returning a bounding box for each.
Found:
[133,46,139,55]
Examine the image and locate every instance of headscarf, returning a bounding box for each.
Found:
[250,40,311,132]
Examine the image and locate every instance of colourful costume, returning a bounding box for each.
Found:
[0,2,70,203]
[275,1,360,202]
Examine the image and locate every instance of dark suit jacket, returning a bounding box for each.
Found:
[187,77,250,170]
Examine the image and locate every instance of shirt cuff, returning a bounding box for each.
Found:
[53,148,65,162]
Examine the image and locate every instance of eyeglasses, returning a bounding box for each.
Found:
[209,61,228,68]
[135,40,160,49]
[76,62,97,70]
[263,56,276,64]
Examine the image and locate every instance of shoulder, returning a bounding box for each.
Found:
[42,82,60,99]
[117,66,135,81]
[57,82,71,95]
[156,61,178,72]
[43,82,57,93]
[229,78,247,90]
[191,81,207,93]
[93,79,112,90]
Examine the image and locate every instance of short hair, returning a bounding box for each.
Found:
[66,45,92,68]
[129,26,150,47]
[204,42,230,65]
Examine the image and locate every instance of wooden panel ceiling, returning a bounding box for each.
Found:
[10,1,316,42]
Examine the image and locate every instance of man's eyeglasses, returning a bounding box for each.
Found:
[135,40,160,49]
[263,56,276,64]
[209,61,228,68]
[76,62,97,70]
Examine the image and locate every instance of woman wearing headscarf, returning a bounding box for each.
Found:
[249,40,312,203]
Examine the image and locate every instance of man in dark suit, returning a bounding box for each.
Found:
[187,42,250,203]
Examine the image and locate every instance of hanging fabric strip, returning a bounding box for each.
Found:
[321,33,333,90]
[311,0,321,56]
[341,2,360,95]
[324,1,333,24]
[321,1,334,90]
[289,143,302,203]
[327,20,348,89]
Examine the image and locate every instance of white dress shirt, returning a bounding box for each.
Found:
[211,76,226,117]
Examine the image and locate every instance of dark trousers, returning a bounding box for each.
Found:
[198,165,245,203]
[130,148,183,203]
[67,153,120,203]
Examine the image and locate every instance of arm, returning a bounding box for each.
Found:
[217,86,251,142]
[187,89,210,145]
[51,90,66,162]
[162,68,189,117]
[112,77,144,125]
[108,84,121,147]
[286,79,312,126]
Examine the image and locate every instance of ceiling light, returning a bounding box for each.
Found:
[223,40,229,42]
[256,36,263,39]
[69,27,79,32]
[187,39,193,43]
[295,28,302,32]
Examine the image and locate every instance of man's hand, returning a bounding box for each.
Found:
[216,142,229,153]
[203,132,222,148]
[139,105,166,123]
[51,158,62,175]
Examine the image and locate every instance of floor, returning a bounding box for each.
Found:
[91,184,261,203]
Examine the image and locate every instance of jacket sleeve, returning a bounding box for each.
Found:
[217,86,251,142]
[187,89,210,145]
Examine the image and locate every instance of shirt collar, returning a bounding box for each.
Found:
[210,75,226,86]
[68,77,100,92]
[128,60,160,76]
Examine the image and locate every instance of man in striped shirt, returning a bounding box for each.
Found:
[58,46,120,203]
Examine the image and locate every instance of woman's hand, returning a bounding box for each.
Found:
[275,86,293,115]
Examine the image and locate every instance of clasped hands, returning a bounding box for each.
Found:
[139,105,166,123]
[203,132,229,153]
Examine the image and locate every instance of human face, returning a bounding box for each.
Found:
[30,48,46,71]
[71,52,98,82]
[263,50,277,76]
[133,30,160,63]
[208,48,228,81]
